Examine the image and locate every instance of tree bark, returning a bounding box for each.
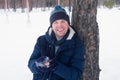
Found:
[71,0,100,80]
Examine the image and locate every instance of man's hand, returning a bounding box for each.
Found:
[35,56,58,72]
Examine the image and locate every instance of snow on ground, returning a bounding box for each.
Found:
[0,9,50,80]
[0,7,120,80]
[97,7,120,80]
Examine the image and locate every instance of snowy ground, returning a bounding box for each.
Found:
[0,7,120,80]
[98,7,120,80]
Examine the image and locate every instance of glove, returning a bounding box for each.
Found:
[35,56,58,72]
[49,58,58,70]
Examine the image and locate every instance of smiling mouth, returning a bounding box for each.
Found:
[57,29,64,32]
[58,30,64,33]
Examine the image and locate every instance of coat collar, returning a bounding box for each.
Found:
[45,26,76,47]
[66,27,75,40]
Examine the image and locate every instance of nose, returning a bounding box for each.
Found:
[57,22,63,28]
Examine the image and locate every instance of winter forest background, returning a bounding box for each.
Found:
[0,0,120,80]
[0,0,120,11]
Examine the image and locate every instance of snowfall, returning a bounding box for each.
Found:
[0,7,120,80]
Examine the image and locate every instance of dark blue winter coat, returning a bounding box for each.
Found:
[28,27,85,80]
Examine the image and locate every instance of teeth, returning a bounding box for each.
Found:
[58,29,63,31]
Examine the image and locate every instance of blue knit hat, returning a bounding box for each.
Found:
[50,5,70,26]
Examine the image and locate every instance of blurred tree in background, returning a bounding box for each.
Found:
[103,0,115,9]
[0,0,72,11]
[0,0,119,12]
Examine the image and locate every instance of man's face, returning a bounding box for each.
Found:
[52,19,69,39]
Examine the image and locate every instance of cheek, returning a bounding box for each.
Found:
[52,27,57,33]
[65,26,69,31]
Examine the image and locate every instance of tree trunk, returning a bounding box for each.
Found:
[71,0,100,80]
[5,0,8,10]
[11,0,16,11]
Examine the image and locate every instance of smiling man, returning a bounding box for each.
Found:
[28,5,85,80]
[52,19,69,40]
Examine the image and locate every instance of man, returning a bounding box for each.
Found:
[28,5,85,80]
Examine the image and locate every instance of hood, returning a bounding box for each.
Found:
[45,26,76,46]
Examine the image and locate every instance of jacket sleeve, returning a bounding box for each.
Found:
[28,37,42,74]
[54,40,85,80]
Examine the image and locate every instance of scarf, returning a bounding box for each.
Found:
[45,27,70,59]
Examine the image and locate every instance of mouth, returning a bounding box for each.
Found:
[57,28,64,32]
[57,30,64,33]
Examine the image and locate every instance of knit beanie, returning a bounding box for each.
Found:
[50,5,70,26]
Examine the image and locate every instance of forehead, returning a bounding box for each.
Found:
[54,19,67,22]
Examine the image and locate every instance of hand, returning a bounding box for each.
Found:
[35,56,58,72]
[35,56,50,68]
[44,61,50,68]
